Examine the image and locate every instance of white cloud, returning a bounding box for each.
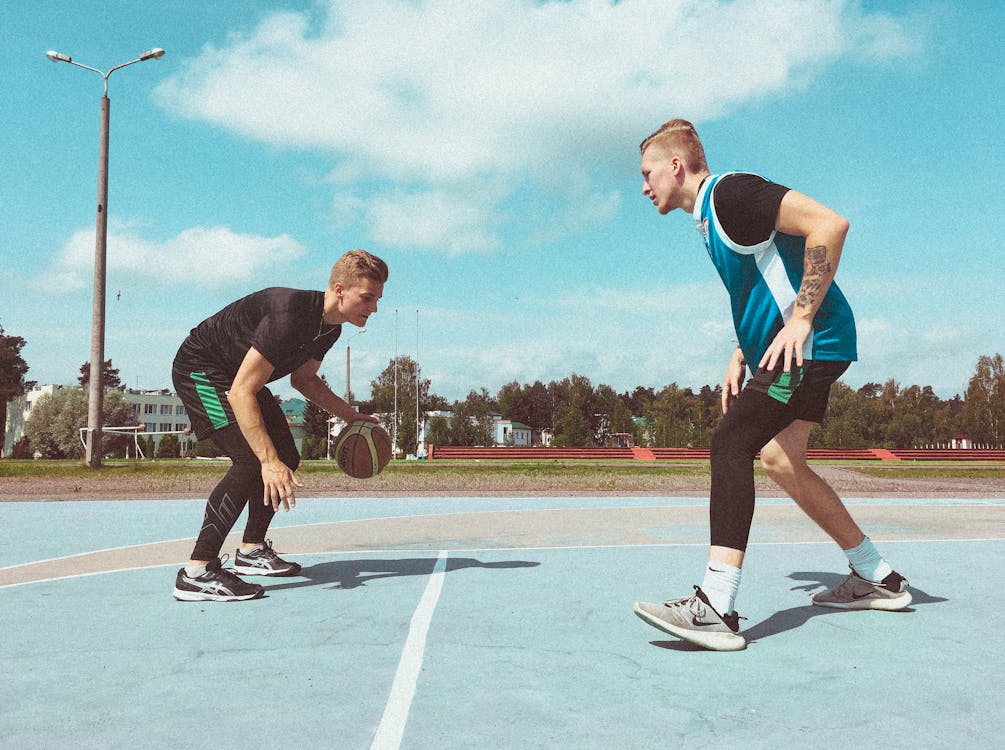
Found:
[348,186,504,254]
[153,0,918,253]
[393,281,737,399]
[34,222,306,293]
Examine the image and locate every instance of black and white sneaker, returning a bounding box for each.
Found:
[173,557,265,602]
[232,539,302,577]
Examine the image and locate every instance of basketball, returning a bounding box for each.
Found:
[335,420,392,479]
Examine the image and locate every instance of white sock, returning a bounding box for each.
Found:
[185,563,207,578]
[844,536,893,583]
[700,563,742,616]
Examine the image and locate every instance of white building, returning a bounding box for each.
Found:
[126,389,191,437]
[3,384,61,457]
[3,384,192,457]
[493,418,532,446]
[417,410,533,448]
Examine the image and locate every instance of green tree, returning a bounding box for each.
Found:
[885,384,944,448]
[302,375,333,455]
[155,432,180,459]
[1,324,35,457]
[549,374,595,447]
[25,387,136,459]
[961,354,1005,445]
[370,356,435,455]
[496,381,527,424]
[78,359,123,389]
[497,380,552,437]
[450,390,496,446]
[610,394,637,445]
[643,384,700,447]
[426,414,452,447]
[694,384,723,447]
[624,386,656,416]
[592,384,618,446]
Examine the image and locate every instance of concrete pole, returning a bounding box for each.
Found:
[85,95,110,467]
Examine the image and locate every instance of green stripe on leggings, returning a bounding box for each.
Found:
[190,371,230,430]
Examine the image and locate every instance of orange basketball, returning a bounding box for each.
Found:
[335,420,392,479]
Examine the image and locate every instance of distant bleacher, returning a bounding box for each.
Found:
[887,448,1005,462]
[427,445,1005,462]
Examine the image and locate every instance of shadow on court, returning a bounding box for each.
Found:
[265,556,541,592]
[651,570,949,651]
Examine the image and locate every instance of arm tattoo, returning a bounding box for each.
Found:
[796,245,832,309]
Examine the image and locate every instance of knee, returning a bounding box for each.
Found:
[759,443,802,481]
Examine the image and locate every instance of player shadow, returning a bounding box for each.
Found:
[651,570,947,651]
[264,556,540,592]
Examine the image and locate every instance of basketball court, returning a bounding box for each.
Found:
[1,493,1002,748]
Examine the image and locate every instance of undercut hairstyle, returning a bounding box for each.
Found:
[329,249,389,289]
[640,118,709,172]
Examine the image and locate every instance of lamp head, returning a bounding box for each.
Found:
[139,48,166,61]
[45,50,72,63]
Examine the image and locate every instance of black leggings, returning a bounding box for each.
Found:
[190,392,300,562]
[708,388,797,552]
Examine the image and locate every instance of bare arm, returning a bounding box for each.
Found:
[229,347,303,511]
[759,189,849,372]
[290,358,379,424]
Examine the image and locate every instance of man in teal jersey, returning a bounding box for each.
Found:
[633,119,911,651]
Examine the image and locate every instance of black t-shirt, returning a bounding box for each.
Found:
[711,173,790,246]
[175,287,341,384]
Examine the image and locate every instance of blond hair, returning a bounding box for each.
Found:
[329,249,389,289]
[640,118,709,172]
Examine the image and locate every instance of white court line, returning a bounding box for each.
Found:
[370,550,449,750]
[5,537,1005,590]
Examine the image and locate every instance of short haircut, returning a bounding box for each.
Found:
[329,249,389,289]
[639,118,709,172]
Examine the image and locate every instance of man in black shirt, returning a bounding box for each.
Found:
[171,249,388,602]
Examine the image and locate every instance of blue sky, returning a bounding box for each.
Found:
[3,0,1002,404]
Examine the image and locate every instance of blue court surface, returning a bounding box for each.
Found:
[1,494,1003,749]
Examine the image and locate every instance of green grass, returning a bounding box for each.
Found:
[850,464,1005,480]
[2,457,1001,482]
[0,458,217,479]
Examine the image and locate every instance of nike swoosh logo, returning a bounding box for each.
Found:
[692,617,719,627]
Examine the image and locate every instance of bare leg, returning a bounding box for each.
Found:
[759,420,865,550]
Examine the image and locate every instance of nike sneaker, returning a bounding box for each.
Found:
[812,569,912,611]
[634,586,746,651]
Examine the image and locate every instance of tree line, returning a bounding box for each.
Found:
[347,353,1005,455]
[3,316,1003,458]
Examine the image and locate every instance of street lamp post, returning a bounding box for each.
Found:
[345,328,366,403]
[45,48,165,467]
[325,328,367,460]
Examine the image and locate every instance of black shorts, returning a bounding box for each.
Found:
[743,360,850,424]
[172,355,284,441]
